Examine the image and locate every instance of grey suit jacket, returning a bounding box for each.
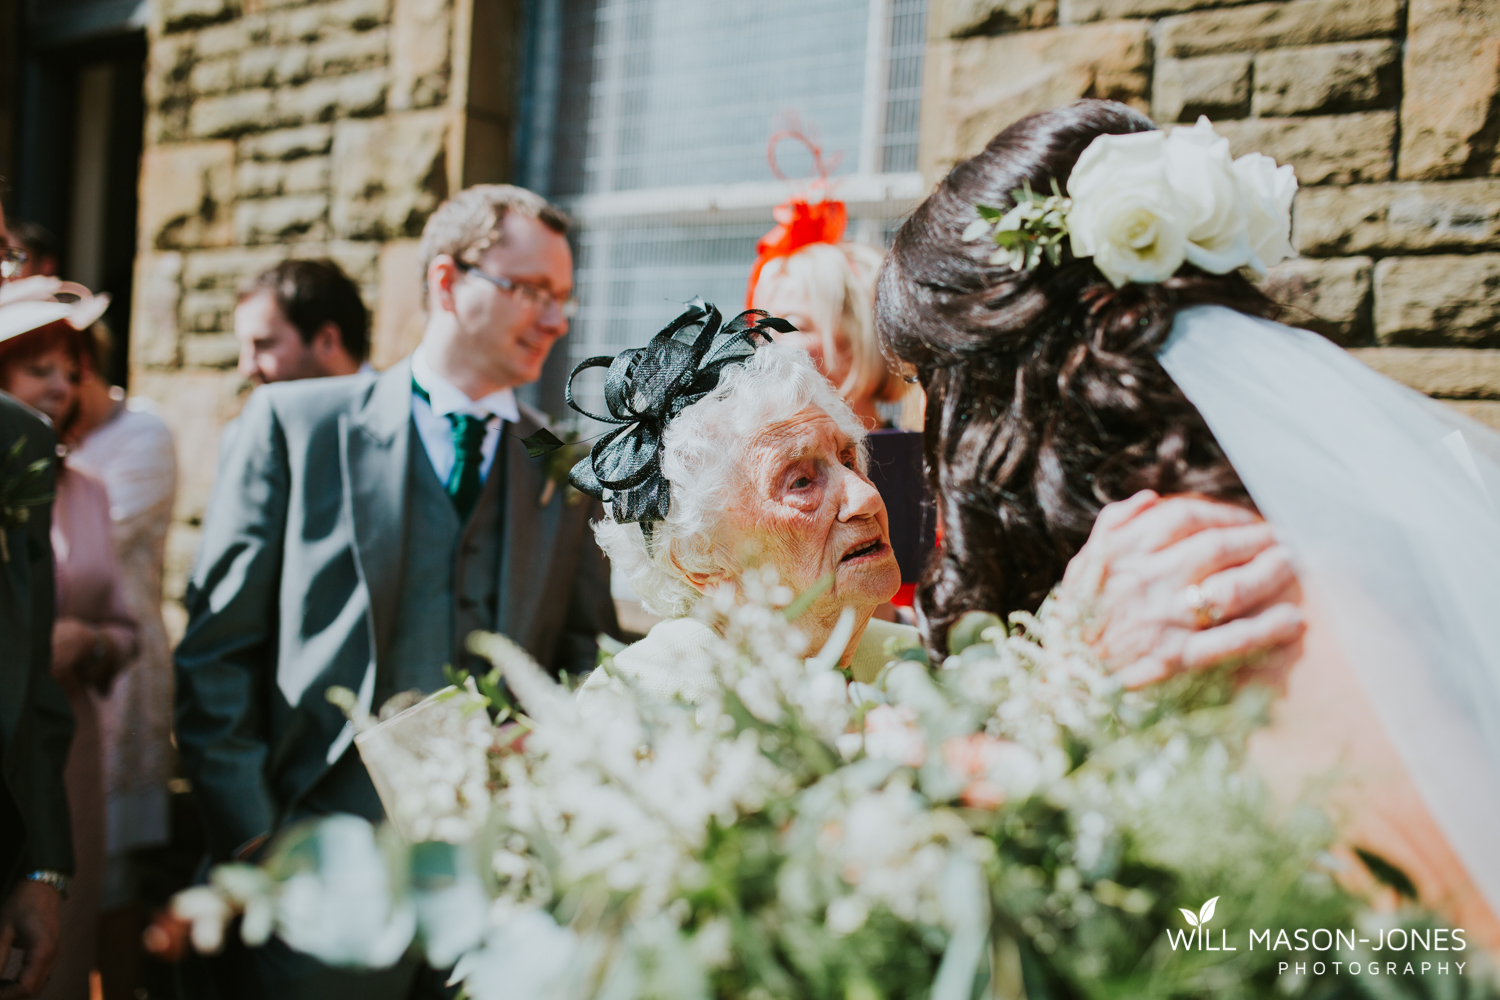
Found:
[176,360,618,859]
[0,391,74,891]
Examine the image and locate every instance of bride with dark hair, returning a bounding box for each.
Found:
[877,100,1500,944]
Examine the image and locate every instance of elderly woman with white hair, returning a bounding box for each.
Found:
[568,301,1306,701]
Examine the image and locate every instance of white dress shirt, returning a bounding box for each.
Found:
[410,347,521,486]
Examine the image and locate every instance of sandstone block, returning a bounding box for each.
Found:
[182,332,242,368]
[235,156,330,198]
[1294,179,1500,257]
[321,239,382,287]
[145,35,195,109]
[238,123,334,161]
[1159,0,1399,59]
[932,0,1056,37]
[1253,40,1399,117]
[1060,0,1256,21]
[160,0,239,31]
[1348,347,1500,398]
[234,193,329,244]
[276,70,388,124]
[129,252,184,369]
[1443,401,1500,432]
[180,289,238,333]
[1262,256,1373,344]
[920,22,1150,180]
[1374,254,1500,346]
[181,246,285,292]
[311,26,391,78]
[1217,112,1394,186]
[1398,0,1500,180]
[186,56,237,97]
[371,239,424,368]
[229,44,313,90]
[193,13,271,59]
[390,0,451,109]
[139,141,236,250]
[274,0,389,43]
[150,106,194,147]
[329,110,448,239]
[189,88,277,138]
[1152,54,1251,123]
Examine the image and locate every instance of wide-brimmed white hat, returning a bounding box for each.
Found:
[0,276,111,346]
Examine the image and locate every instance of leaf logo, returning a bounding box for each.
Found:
[1178,896,1219,928]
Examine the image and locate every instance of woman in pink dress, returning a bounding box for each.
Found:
[0,283,138,999]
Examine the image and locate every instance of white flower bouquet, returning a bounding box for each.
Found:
[175,569,1493,999]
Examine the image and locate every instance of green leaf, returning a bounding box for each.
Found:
[1355,847,1419,900]
[947,611,1004,655]
[781,572,834,623]
[521,427,566,459]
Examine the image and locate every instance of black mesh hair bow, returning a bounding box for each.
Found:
[565,298,794,526]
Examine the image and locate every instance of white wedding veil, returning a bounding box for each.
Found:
[1159,305,1500,916]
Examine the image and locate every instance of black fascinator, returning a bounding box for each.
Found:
[565,298,794,530]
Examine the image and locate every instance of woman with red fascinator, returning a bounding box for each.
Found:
[746,130,916,431]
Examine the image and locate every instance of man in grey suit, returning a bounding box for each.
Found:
[176,185,619,997]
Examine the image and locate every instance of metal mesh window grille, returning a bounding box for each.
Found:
[518,0,927,418]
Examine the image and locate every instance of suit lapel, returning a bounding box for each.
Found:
[342,360,413,669]
[499,409,563,652]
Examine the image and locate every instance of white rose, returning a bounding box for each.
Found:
[1233,150,1298,273]
[1164,118,1257,275]
[1067,131,1188,287]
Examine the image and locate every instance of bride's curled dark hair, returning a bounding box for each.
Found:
[877,100,1275,653]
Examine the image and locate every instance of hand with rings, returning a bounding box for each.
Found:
[1057,490,1306,689]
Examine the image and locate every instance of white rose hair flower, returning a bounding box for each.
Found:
[966,116,1298,289]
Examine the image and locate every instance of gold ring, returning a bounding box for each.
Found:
[1184,583,1223,629]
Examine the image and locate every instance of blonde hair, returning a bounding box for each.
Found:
[416,184,570,296]
[751,240,902,407]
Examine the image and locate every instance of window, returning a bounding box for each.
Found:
[516,0,927,417]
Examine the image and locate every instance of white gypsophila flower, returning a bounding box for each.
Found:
[354,684,495,844]
[479,623,787,921]
[451,908,581,1000]
[1232,149,1298,274]
[1164,118,1258,275]
[862,704,928,768]
[171,886,233,954]
[1066,130,1188,287]
[272,816,417,968]
[413,874,490,969]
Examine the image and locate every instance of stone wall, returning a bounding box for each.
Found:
[921,0,1500,426]
[130,0,520,632]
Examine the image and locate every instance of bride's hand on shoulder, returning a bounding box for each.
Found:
[1059,490,1306,689]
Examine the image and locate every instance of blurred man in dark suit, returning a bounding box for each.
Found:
[0,203,74,999]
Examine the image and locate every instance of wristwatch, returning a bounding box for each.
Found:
[24,869,70,898]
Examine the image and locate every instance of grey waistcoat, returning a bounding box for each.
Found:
[379,424,507,703]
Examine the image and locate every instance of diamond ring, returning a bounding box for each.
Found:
[1183,583,1223,629]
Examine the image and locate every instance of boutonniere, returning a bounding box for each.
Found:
[0,436,54,563]
[520,424,590,508]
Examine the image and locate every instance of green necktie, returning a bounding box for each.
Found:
[413,378,489,521]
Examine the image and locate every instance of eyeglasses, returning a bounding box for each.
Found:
[1,246,28,280]
[460,265,579,319]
